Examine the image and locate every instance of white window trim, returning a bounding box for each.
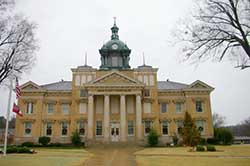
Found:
[196,120,205,135]
[128,121,135,136]
[144,121,152,136]
[26,102,33,114]
[162,121,169,136]
[24,122,32,137]
[75,75,80,86]
[62,104,70,115]
[160,103,167,114]
[61,122,68,137]
[78,121,86,137]
[79,102,87,114]
[47,103,54,115]
[176,103,182,113]
[96,121,103,137]
[143,103,151,114]
[45,122,52,137]
[176,121,183,135]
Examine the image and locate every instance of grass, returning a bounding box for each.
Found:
[0,148,91,166]
[135,145,250,166]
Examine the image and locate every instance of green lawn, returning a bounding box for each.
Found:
[0,148,91,166]
[135,145,250,166]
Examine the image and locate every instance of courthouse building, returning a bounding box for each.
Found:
[15,21,214,144]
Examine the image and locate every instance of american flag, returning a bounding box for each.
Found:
[15,77,21,99]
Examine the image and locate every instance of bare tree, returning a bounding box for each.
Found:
[212,112,226,128]
[0,0,38,85]
[177,0,250,69]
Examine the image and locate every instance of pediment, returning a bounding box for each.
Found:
[90,72,141,85]
[21,81,43,90]
[188,80,214,90]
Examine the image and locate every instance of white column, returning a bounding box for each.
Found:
[120,95,126,142]
[136,95,142,140]
[104,95,110,141]
[87,95,94,139]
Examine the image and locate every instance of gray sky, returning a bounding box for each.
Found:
[0,0,249,125]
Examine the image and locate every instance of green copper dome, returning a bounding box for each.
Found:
[99,19,131,70]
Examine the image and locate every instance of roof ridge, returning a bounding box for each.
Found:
[41,81,72,87]
[158,80,189,85]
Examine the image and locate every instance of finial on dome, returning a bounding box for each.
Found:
[113,16,117,25]
[111,17,119,40]
[84,51,87,66]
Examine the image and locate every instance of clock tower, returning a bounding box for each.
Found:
[99,19,131,70]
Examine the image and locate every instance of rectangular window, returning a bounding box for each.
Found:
[79,103,87,114]
[75,75,80,86]
[81,75,86,84]
[26,102,33,114]
[96,121,102,136]
[162,121,169,135]
[176,102,182,113]
[62,104,70,115]
[47,103,54,114]
[176,120,183,135]
[144,121,152,135]
[128,121,134,136]
[149,75,154,86]
[46,122,52,136]
[61,122,68,136]
[24,122,32,136]
[196,120,205,135]
[144,103,151,113]
[196,101,203,112]
[80,90,88,97]
[161,103,167,113]
[78,121,85,136]
[143,89,150,97]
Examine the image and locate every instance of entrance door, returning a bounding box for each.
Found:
[110,123,120,142]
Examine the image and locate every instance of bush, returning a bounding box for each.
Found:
[172,134,179,146]
[21,142,34,147]
[71,130,81,146]
[6,147,18,153]
[199,138,207,145]
[207,138,219,145]
[207,145,216,151]
[147,129,159,147]
[49,142,62,147]
[7,147,33,153]
[17,147,32,153]
[39,136,51,146]
[196,145,205,151]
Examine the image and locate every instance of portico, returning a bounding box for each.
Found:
[86,86,143,142]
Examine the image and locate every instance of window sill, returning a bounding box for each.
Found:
[23,135,32,137]
[162,134,169,137]
[95,135,104,138]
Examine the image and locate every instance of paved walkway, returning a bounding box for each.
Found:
[83,144,142,166]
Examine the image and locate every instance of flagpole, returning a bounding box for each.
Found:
[3,75,13,156]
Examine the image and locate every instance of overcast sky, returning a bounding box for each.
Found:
[0,0,249,125]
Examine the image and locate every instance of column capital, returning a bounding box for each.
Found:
[88,94,94,97]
